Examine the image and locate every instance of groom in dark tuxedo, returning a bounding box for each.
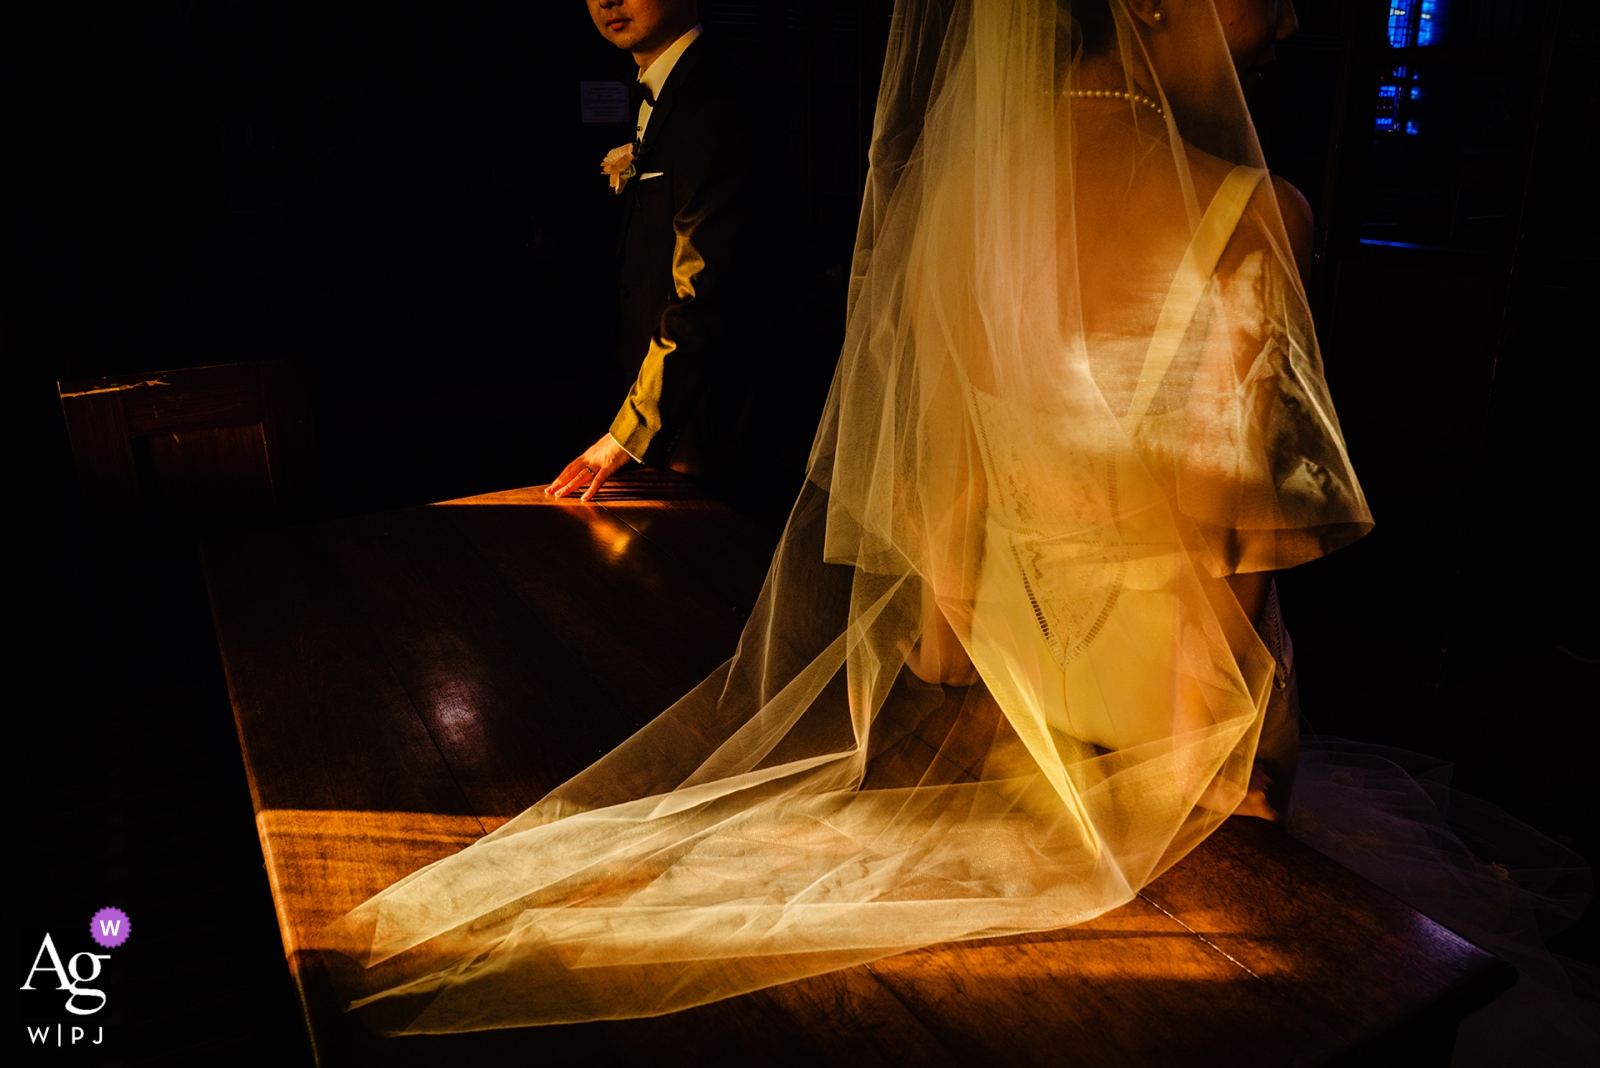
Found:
[549,0,767,505]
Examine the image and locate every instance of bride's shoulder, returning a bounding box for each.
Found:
[1265,175,1315,283]
[1231,168,1314,283]
[1183,141,1315,281]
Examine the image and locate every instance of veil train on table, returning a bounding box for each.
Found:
[325,0,1378,1032]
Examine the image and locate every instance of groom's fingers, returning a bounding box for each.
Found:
[549,434,630,500]
[547,457,593,498]
[579,455,627,502]
[578,472,608,502]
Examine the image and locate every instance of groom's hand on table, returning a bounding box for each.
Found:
[547,434,633,502]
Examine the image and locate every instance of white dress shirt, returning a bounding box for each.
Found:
[635,24,703,143]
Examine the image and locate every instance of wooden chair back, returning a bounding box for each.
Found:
[58,361,311,523]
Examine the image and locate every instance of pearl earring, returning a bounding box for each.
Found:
[1153,11,1165,22]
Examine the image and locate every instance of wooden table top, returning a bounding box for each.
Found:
[203,471,1512,1067]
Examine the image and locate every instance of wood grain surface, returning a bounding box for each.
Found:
[203,471,1512,1066]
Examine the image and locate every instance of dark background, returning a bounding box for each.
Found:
[11,1,1595,1063]
[1260,0,1596,906]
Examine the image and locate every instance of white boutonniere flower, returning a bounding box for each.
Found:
[602,143,637,195]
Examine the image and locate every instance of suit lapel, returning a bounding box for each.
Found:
[633,37,706,179]
[618,37,707,254]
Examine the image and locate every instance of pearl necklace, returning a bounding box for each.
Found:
[1067,88,1164,117]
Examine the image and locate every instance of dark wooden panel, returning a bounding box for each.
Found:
[603,500,779,618]
[1140,818,1515,1054]
[57,388,139,509]
[147,422,275,517]
[258,359,315,507]
[205,525,492,1068]
[59,361,313,518]
[605,963,957,1067]
[749,966,959,1067]
[440,501,748,726]
[109,363,266,436]
[605,987,825,1067]
[202,527,473,818]
[864,897,1274,1068]
[323,507,644,817]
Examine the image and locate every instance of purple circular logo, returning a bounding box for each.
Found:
[90,907,131,949]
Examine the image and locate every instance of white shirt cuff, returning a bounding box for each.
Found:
[607,432,640,463]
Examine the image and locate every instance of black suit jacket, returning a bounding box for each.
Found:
[608,36,763,474]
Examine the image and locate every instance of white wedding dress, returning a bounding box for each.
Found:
[325,0,1382,1033]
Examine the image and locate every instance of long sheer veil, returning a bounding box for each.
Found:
[327,0,1371,1031]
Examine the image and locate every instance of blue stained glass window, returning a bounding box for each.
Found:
[1388,1,1447,49]
[1387,4,1415,49]
[1375,3,1448,134]
[1375,84,1400,133]
[1417,0,1440,46]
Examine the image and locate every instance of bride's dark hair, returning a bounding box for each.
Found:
[1067,0,1119,57]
